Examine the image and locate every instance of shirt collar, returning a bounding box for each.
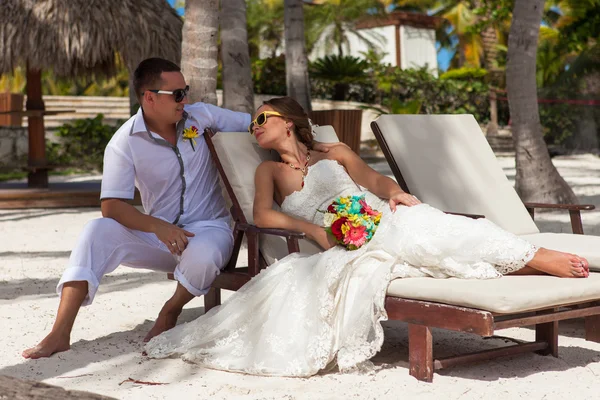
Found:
[129,107,189,137]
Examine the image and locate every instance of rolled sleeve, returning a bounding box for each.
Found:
[186,102,251,133]
[100,144,136,200]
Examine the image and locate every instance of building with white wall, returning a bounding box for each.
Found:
[310,11,442,76]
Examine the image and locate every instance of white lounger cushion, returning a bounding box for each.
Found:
[212,126,339,264]
[387,272,600,314]
[521,233,600,271]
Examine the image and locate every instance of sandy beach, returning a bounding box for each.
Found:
[1,154,599,399]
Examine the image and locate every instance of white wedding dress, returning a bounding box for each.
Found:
[145,159,537,377]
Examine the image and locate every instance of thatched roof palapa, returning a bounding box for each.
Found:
[0,0,183,78]
[0,0,183,189]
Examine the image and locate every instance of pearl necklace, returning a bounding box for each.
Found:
[287,150,311,188]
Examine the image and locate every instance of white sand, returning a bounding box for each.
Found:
[1,154,600,399]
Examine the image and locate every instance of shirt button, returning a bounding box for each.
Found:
[177,154,181,158]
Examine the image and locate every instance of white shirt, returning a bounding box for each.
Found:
[101,103,251,227]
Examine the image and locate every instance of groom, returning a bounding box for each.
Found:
[22,57,339,359]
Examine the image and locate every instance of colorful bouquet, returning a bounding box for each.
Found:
[321,195,382,250]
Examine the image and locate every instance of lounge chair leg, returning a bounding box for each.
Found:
[585,315,600,342]
[204,287,221,312]
[535,320,558,357]
[408,324,434,382]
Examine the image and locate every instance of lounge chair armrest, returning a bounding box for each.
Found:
[238,223,305,262]
[523,203,595,235]
[523,202,596,211]
[444,211,485,219]
[237,223,306,239]
[204,127,217,138]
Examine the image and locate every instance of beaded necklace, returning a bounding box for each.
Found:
[287,150,311,188]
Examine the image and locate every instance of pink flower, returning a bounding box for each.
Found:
[359,199,379,216]
[343,224,368,248]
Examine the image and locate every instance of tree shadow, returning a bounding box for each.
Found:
[0,270,171,300]
[0,208,99,223]
[0,306,206,383]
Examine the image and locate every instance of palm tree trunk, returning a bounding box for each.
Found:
[284,0,312,111]
[506,0,577,204]
[481,24,500,136]
[221,0,254,113]
[181,0,219,105]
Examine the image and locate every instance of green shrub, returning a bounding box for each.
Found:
[537,84,600,146]
[47,114,121,171]
[372,67,491,122]
[440,67,489,80]
[252,55,287,95]
[310,55,369,100]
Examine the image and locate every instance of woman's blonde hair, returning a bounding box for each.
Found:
[262,97,314,149]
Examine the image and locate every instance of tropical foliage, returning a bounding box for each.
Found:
[47,114,122,171]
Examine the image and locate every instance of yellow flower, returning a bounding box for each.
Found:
[183,125,199,151]
[341,223,350,235]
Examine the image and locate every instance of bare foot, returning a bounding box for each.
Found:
[144,308,182,342]
[22,332,70,359]
[528,248,588,278]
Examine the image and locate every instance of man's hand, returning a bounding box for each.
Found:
[312,141,349,153]
[389,191,421,212]
[153,222,195,256]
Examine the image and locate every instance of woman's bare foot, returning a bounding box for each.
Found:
[527,248,589,278]
[144,307,182,342]
[22,332,71,359]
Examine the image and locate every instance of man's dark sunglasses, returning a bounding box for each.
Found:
[147,85,190,103]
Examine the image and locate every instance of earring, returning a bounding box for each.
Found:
[286,127,291,137]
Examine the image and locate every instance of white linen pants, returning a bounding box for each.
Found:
[57,217,234,306]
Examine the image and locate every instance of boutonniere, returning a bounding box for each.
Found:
[183,125,199,151]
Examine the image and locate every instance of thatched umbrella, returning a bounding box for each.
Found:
[0,0,182,188]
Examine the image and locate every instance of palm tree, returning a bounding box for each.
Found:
[506,0,577,204]
[181,0,219,105]
[306,0,386,57]
[284,0,312,111]
[246,0,284,59]
[221,0,254,113]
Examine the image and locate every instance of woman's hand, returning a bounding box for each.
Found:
[307,224,337,250]
[312,141,349,153]
[389,191,421,212]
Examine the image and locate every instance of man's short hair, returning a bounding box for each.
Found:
[133,58,181,101]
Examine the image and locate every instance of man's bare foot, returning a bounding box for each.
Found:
[22,332,70,359]
[144,307,182,342]
[527,248,588,278]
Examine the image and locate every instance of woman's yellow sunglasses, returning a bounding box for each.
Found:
[248,111,284,133]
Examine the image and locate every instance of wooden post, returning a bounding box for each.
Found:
[0,93,24,126]
[408,324,434,382]
[26,66,48,188]
[309,109,362,155]
[535,310,558,357]
[585,315,600,343]
[204,287,221,312]
[395,25,401,68]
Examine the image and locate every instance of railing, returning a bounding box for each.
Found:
[14,96,131,129]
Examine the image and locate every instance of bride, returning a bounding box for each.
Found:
[145,96,589,377]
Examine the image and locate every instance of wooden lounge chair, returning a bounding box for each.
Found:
[204,124,600,383]
[370,114,599,268]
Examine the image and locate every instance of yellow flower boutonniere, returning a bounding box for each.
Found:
[183,125,199,151]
